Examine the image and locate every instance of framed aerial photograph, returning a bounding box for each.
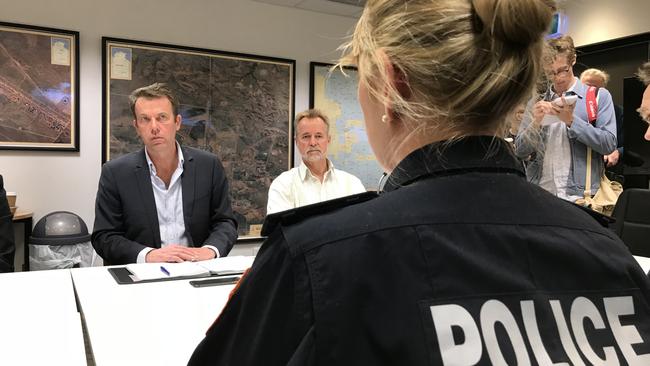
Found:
[0,22,79,151]
[102,37,295,239]
[309,62,382,190]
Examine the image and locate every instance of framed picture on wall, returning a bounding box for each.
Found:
[0,22,80,151]
[102,37,295,239]
[309,62,383,190]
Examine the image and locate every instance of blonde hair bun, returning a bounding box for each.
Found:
[472,0,555,47]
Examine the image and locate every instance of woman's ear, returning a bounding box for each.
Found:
[377,49,411,122]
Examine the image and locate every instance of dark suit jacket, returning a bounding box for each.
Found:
[0,175,15,272]
[91,146,238,265]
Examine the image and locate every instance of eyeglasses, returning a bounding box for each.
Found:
[547,66,571,78]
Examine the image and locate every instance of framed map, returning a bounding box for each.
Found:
[102,37,295,238]
[309,62,382,190]
[0,22,79,151]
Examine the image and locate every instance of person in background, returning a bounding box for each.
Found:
[266,109,365,214]
[92,83,237,265]
[505,104,526,143]
[189,1,649,365]
[0,175,15,273]
[580,68,625,171]
[516,35,617,202]
[637,62,650,141]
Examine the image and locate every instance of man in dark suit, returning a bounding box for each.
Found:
[0,175,15,272]
[92,83,237,265]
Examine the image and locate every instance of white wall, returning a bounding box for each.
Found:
[0,0,357,233]
[563,0,650,46]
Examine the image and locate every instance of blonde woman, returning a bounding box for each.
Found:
[190,1,650,365]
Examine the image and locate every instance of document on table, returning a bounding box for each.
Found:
[198,255,255,275]
[125,256,255,282]
[126,262,210,281]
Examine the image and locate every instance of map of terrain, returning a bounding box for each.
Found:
[106,41,294,236]
[0,27,75,148]
[312,64,382,190]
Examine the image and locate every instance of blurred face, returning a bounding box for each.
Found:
[296,117,330,164]
[546,54,575,95]
[511,105,526,132]
[133,97,181,153]
[638,85,650,141]
[581,74,606,88]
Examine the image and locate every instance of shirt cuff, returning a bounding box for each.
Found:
[203,245,220,258]
[566,116,587,138]
[137,247,154,263]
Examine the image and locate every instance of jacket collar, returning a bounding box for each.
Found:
[548,77,586,100]
[382,136,525,193]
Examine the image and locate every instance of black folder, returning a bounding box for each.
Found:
[107,267,243,285]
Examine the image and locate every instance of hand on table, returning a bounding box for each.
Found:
[145,245,216,263]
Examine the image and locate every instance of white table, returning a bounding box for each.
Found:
[71,266,236,366]
[0,269,86,366]
[634,255,650,273]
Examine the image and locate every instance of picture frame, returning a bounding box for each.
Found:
[0,22,80,151]
[309,61,382,191]
[102,37,295,238]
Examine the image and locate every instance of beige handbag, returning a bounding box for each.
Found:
[575,147,623,216]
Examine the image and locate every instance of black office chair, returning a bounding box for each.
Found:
[611,188,650,257]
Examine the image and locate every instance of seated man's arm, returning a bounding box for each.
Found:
[266,173,294,215]
[91,164,149,265]
[200,157,238,257]
[567,89,617,155]
[0,177,15,273]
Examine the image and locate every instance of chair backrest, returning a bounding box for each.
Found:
[611,188,650,256]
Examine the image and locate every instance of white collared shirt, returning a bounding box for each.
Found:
[266,159,366,214]
[137,144,188,263]
[540,78,582,201]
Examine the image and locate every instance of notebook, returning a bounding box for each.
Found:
[124,256,255,282]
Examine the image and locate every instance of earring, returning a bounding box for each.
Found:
[381,114,390,123]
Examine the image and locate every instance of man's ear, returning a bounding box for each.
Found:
[175,114,182,131]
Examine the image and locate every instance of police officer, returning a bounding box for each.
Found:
[189,0,650,364]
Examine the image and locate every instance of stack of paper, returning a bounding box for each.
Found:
[198,256,255,275]
[126,262,210,281]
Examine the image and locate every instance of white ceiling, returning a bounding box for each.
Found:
[251,0,365,18]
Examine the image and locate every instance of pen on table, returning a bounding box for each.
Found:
[160,265,171,276]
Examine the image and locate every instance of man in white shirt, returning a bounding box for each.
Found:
[267,109,365,214]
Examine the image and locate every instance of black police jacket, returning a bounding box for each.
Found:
[189,136,650,366]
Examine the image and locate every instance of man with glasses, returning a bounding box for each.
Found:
[516,36,617,202]
[92,83,238,265]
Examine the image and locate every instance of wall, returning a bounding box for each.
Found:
[563,0,650,46]
[0,0,357,238]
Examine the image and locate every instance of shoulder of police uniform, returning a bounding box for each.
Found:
[261,191,378,238]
